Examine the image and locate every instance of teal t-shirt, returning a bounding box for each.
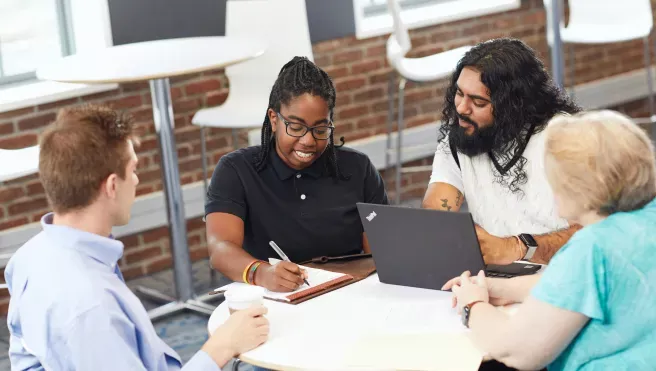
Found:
[531,198,656,371]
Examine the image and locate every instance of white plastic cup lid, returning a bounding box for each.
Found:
[224,285,265,302]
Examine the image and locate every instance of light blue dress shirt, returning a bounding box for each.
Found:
[532,198,656,370]
[5,213,221,370]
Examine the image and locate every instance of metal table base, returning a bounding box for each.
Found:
[136,77,221,321]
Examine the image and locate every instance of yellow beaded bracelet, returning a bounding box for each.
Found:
[248,261,264,285]
[242,260,258,284]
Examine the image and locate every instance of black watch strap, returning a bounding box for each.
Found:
[518,233,538,260]
[462,300,484,328]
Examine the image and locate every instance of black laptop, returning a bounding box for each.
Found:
[356,203,541,291]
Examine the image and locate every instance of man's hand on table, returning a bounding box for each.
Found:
[475,225,525,265]
[203,306,269,367]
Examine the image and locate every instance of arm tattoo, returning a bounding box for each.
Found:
[455,191,463,207]
[531,224,583,264]
[440,198,452,211]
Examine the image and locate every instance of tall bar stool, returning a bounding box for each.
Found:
[385,0,471,204]
[192,0,314,198]
[0,145,40,281]
[0,146,40,183]
[193,0,313,285]
[544,0,656,141]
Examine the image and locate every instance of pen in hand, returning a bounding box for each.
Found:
[269,241,311,287]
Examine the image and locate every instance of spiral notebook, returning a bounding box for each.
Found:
[211,258,361,304]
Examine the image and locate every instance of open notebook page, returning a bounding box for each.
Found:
[213,258,349,302]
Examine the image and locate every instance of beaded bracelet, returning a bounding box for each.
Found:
[247,261,264,285]
[242,260,258,284]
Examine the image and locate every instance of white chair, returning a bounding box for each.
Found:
[544,0,655,126]
[0,254,10,289]
[0,146,40,183]
[192,0,314,195]
[385,0,471,204]
[0,146,39,279]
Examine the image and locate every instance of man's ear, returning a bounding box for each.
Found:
[104,174,118,199]
[268,108,278,133]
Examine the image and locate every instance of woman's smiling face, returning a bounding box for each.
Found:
[269,93,332,170]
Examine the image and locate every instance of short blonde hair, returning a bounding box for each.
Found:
[545,110,656,215]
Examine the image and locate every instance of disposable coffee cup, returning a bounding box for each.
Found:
[224,286,265,314]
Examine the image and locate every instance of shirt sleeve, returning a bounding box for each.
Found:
[428,137,463,193]
[530,230,607,321]
[205,156,248,220]
[182,351,222,371]
[48,305,223,371]
[363,156,389,205]
[48,305,147,370]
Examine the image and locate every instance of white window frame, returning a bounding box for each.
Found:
[353,0,521,40]
[0,0,117,113]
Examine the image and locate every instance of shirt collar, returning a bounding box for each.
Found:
[269,144,326,180]
[41,213,124,267]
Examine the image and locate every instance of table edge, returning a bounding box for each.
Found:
[238,354,310,371]
[37,52,264,84]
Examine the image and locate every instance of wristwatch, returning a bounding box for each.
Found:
[518,233,538,260]
[462,300,484,328]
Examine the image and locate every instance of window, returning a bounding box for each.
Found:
[353,0,521,40]
[0,0,116,113]
[361,0,456,18]
[0,0,75,86]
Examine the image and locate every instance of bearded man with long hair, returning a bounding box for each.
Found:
[423,38,581,265]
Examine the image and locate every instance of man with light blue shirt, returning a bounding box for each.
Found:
[5,105,269,370]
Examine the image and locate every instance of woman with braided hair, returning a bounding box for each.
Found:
[204,56,388,292]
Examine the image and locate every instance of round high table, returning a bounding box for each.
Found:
[37,36,265,321]
[208,275,485,371]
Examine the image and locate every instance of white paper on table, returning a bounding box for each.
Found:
[343,332,483,371]
[212,258,349,302]
[380,300,466,334]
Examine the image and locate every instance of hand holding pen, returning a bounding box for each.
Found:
[252,241,310,292]
[269,241,310,287]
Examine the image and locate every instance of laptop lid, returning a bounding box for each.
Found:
[357,203,485,291]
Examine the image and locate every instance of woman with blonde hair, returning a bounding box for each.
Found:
[444,110,656,370]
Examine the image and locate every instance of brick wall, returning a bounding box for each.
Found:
[1,0,655,313]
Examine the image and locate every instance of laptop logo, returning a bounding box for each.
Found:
[366,211,377,222]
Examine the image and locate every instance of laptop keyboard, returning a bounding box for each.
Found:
[486,271,514,279]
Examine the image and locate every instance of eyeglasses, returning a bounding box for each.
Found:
[276,112,334,140]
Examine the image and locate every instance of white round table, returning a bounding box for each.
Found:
[208,275,485,371]
[36,37,265,321]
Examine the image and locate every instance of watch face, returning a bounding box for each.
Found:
[461,305,470,327]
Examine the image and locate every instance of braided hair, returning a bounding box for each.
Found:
[253,56,349,180]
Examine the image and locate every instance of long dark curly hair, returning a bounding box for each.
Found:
[440,38,581,194]
[253,56,348,180]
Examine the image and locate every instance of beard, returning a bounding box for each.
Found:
[449,113,497,157]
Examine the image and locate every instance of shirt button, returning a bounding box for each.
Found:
[296,174,301,179]
[300,194,306,200]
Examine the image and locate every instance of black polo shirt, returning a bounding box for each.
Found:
[205,145,388,263]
